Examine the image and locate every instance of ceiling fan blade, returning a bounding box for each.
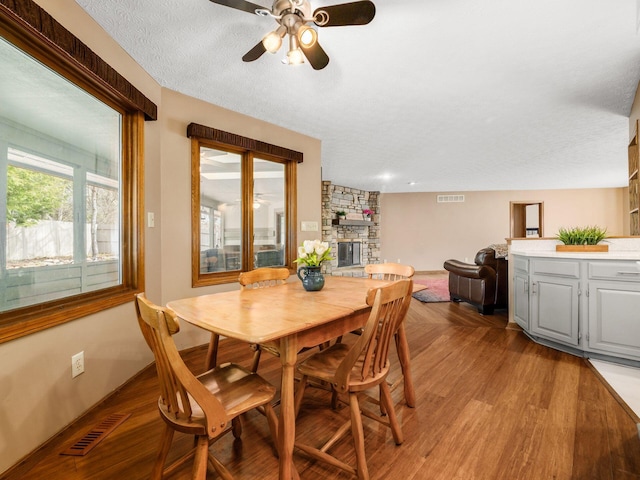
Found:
[301,42,330,70]
[242,41,267,62]
[208,0,266,15]
[313,1,375,27]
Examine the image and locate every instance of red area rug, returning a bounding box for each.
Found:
[412,277,450,303]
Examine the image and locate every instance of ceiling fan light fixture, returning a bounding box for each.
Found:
[262,26,286,53]
[297,24,317,47]
[287,47,304,65]
[285,34,305,65]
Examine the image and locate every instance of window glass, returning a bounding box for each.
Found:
[199,147,242,274]
[193,140,295,286]
[253,158,285,268]
[0,37,122,313]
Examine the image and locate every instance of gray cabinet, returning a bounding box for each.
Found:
[587,262,640,360]
[512,255,640,364]
[530,259,580,346]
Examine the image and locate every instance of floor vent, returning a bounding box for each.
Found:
[437,194,465,203]
[60,413,131,456]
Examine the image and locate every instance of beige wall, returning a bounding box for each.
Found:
[0,1,322,474]
[157,88,321,350]
[380,188,626,271]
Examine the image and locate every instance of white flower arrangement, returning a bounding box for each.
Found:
[294,240,333,267]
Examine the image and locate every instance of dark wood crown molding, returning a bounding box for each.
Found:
[187,123,304,163]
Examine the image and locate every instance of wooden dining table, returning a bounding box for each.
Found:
[167,275,422,480]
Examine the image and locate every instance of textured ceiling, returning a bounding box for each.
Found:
[75,0,640,193]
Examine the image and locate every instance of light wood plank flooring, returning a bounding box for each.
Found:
[3,295,640,479]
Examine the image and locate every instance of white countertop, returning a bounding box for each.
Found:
[511,250,640,260]
[510,237,640,261]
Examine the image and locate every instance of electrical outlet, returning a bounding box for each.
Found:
[72,351,85,378]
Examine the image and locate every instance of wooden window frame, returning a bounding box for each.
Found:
[0,1,156,343]
[188,123,300,287]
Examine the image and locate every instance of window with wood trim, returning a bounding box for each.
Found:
[0,1,155,343]
[188,124,300,286]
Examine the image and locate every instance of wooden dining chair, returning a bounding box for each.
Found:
[205,267,290,372]
[292,279,413,480]
[135,293,278,480]
[338,262,417,408]
[364,262,415,281]
[239,267,292,372]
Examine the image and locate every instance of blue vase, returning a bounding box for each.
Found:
[297,266,325,291]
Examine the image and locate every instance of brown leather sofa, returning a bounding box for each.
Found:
[443,247,508,315]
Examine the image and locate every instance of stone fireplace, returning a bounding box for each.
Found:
[321,182,380,277]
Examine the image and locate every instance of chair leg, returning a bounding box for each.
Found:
[232,416,242,439]
[379,382,403,445]
[294,374,308,417]
[151,424,174,480]
[264,402,279,456]
[331,388,339,410]
[205,333,219,370]
[378,384,387,416]
[394,327,416,408]
[348,393,369,480]
[250,347,262,373]
[191,435,209,480]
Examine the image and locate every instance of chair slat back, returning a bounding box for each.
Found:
[135,293,228,438]
[365,262,415,281]
[335,279,413,387]
[238,267,290,290]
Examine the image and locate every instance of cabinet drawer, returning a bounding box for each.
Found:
[514,256,529,273]
[531,259,580,278]
[588,261,640,282]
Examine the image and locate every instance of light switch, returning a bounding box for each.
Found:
[301,221,318,232]
[148,212,155,228]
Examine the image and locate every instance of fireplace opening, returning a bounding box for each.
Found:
[338,241,361,268]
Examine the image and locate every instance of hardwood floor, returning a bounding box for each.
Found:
[4,297,640,479]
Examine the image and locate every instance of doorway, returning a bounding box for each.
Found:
[510,201,544,238]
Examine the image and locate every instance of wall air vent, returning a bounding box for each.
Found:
[437,195,465,203]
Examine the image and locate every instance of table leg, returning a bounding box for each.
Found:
[279,335,298,480]
[395,323,416,408]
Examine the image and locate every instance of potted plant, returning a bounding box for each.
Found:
[362,208,373,220]
[336,210,346,220]
[555,225,608,252]
[295,240,333,291]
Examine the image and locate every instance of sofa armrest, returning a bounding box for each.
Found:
[443,259,494,279]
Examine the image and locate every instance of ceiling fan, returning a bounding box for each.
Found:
[208,0,376,70]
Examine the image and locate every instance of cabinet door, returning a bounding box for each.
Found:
[530,275,580,346]
[513,272,529,329]
[587,281,640,360]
